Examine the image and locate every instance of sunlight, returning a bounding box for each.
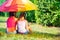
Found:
[22,0,28,3]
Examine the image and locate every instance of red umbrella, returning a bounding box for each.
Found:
[0,0,38,12]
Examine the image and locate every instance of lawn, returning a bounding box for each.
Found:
[0,17,60,40]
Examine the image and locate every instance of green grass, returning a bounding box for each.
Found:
[0,17,60,40]
[0,17,8,22]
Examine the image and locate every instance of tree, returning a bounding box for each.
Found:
[34,0,60,27]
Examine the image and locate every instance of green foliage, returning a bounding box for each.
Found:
[26,11,36,22]
[34,0,60,27]
[0,0,5,5]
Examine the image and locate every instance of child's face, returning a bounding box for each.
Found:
[21,16,24,20]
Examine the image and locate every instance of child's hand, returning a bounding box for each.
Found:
[29,28,32,34]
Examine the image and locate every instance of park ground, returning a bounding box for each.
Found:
[0,17,60,40]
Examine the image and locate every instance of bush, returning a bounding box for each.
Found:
[35,0,60,27]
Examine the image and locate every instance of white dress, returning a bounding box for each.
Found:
[17,20,27,33]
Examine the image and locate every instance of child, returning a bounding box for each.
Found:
[17,12,32,34]
[7,12,17,34]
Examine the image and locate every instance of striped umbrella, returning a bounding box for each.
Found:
[0,0,38,12]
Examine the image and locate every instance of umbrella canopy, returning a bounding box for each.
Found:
[0,0,38,12]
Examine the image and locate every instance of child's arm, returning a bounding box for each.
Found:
[15,18,18,30]
[25,20,32,32]
[28,25,32,32]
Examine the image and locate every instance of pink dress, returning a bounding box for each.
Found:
[7,17,17,32]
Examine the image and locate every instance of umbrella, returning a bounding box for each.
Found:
[0,0,38,12]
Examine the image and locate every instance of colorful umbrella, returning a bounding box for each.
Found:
[0,0,38,12]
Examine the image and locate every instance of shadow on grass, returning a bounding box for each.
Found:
[0,28,60,38]
[0,28,6,33]
[0,21,6,23]
[0,28,6,36]
[28,31,60,38]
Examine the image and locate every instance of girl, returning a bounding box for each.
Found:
[7,12,17,34]
[17,12,32,34]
